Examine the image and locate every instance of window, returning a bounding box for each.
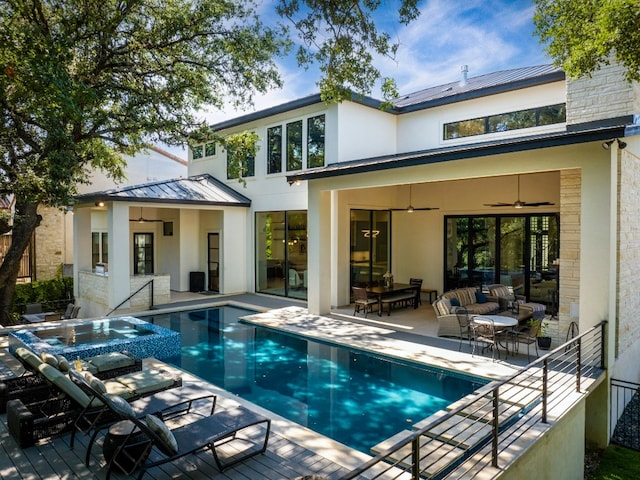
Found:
[444,103,566,140]
[350,209,390,289]
[91,232,108,269]
[190,145,204,159]
[267,125,282,174]
[307,115,325,168]
[226,145,255,179]
[205,142,216,157]
[286,120,303,171]
[133,233,154,275]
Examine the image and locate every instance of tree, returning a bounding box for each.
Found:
[0,0,420,323]
[534,0,640,82]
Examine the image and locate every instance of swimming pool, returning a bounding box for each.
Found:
[143,305,487,453]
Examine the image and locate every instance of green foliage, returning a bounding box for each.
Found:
[223,131,260,185]
[589,445,640,480]
[13,276,73,308]
[276,0,420,103]
[534,0,640,81]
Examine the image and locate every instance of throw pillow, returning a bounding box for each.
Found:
[146,414,178,455]
[40,351,59,369]
[83,371,107,394]
[104,393,136,418]
[475,291,487,304]
[450,297,460,307]
[55,355,70,372]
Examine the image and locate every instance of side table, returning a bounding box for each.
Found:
[103,419,151,473]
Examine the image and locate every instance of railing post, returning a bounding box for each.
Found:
[600,321,607,369]
[492,387,499,468]
[576,337,582,393]
[150,279,154,309]
[542,358,548,423]
[412,436,420,479]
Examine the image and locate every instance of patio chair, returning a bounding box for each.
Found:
[68,370,217,464]
[94,387,271,480]
[62,303,75,319]
[352,286,377,317]
[409,278,423,307]
[512,318,541,362]
[455,307,472,351]
[25,302,43,314]
[470,318,500,361]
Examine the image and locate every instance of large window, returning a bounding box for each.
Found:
[256,211,307,300]
[267,125,283,174]
[445,214,559,308]
[91,232,108,269]
[133,233,154,275]
[226,144,255,179]
[286,120,303,171]
[307,114,325,168]
[444,103,566,140]
[350,209,391,289]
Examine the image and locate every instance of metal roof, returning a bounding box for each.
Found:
[75,174,251,207]
[393,64,565,111]
[211,65,565,131]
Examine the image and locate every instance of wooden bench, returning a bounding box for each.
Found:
[381,292,416,315]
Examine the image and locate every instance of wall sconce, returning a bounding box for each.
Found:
[95,200,105,207]
[288,178,302,186]
[602,139,627,150]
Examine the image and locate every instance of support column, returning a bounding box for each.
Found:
[308,186,331,315]
[222,208,247,294]
[108,203,131,311]
[73,207,92,300]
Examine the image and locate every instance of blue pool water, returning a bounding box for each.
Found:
[144,306,487,453]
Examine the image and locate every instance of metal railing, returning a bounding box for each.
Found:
[106,279,154,316]
[339,321,607,480]
[610,378,640,451]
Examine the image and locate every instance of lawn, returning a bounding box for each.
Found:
[587,445,640,479]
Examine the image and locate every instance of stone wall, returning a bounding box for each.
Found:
[34,207,69,280]
[566,62,640,125]
[78,271,171,318]
[616,149,640,355]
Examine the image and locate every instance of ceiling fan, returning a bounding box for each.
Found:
[484,175,554,209]
[390,184,439,212]
[129,207,163,223]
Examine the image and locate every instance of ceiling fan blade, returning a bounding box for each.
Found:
[414,207,439,211]
[129,218,164,222]
[389,207,439,211]
[523,201,555,207]
[484,203,512,207]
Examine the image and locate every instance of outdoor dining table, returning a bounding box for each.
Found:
[20,312,55,323]
[366,283,418,316]
[472,314,518,354]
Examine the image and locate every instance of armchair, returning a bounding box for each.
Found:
[486,284,546,319]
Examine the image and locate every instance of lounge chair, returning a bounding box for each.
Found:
[6,348,181,447]
[0,349,142,413]
[85,380,271,480]
[68,370,216,464]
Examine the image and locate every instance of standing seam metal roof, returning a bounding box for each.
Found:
[75,174,251,207]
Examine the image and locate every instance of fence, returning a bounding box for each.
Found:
[610,378,640,451]
[339,321,607,480]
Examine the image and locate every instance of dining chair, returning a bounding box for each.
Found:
[352,286,377,317]
[409,278,423,307]
[513,318,541,362]
[455,307,472,351]
[471,318,500,360]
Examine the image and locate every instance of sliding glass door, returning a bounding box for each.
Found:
[350,209,391,288]
[445,214,559,307]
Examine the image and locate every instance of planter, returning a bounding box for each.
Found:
[537,336,552,350]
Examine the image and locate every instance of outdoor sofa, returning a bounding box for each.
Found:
[432,287,499,337]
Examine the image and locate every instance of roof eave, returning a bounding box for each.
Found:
[288,123,629,182]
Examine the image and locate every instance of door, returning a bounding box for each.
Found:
[208,233,220,292]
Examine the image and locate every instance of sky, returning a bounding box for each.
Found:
[167,0,551,156]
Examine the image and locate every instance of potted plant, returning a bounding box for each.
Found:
[531,318,552,350]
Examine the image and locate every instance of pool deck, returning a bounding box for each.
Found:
[0,292,533,479]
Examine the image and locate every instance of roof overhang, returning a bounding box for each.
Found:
[288,118,634,183]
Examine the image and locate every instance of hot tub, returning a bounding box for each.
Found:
[8,316,181,361]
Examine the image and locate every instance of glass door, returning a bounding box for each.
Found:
[208,233,220,292]
[499,217,526,295]
[350,210,390,288]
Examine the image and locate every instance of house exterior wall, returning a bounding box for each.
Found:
[566,62,640,125]
[33,206,69,280]
[613,136,640,383]
[396,82,566,152]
